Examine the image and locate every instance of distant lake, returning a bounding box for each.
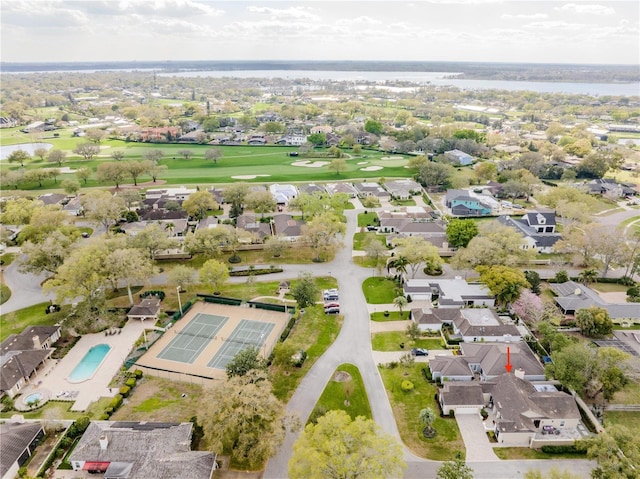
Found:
[158,70,640,96]
[0,142,53,160]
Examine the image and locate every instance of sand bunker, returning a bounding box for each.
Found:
[357,161,368,165]
[360,166,383,171]
[57,167,77,174]
[380,155,404,160]
[291,161,329,168]
[231,174,271,180]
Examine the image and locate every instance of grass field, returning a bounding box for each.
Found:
[309,364,371,423]
[603,411,640,430]
[493,447,586,460]
[1,134,413,190]
[371,332,444,351]
[362,277,402,304]
[353,232,388,250]
[379,363,464,460]
[0,302,65,342]
[610,381,640,404]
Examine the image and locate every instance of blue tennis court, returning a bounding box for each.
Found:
[157,313,228,364]
[207,319,275,370]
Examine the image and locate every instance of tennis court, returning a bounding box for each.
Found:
[157,313,228,364]
[134,302,289,383]
[208,319,275,370]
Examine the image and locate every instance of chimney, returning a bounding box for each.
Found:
[514,368,525,379]
[32,336,41,350]
[99,435,109,450]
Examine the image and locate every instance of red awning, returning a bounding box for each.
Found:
[83,461,109,472]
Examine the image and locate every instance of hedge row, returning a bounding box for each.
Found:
[99,370,142,420]
[229,267,283,277]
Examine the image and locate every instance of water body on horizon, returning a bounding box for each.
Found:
[157,70,640,96]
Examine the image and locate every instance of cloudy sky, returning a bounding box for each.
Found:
[1,0,638,65]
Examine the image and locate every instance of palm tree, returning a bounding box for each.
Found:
[578,268,598,285]
[419,407,436,438]
[389,255,409,277]
[394,295,408,319]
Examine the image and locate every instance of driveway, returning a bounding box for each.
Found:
[455,412,499,461]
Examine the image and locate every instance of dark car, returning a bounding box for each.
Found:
[411,348,428,356]
[541,425,560,435]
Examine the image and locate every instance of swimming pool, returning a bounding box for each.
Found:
[68,344,111,383]
[24,392,43,405]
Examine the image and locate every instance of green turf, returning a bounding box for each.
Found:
[309,364,372,423]
[358,212,379,227]
[362,277,402,304]
[372,332,444,351]
[0,302,66,342]
[352,232,388,250]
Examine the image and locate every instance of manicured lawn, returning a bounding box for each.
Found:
[591,283,629,293]
[353,232,388,250]
[390,199,416,206]
[603,411,640,430]
[270,305,343,401]
[0,284,10,305]
[379,363,464,460]
[370,311,407,321]
[493,447,585,460]
[371,332,444,351]
[309,363,371,423]
[0,302,66,342]
[0,253,17,266]
[362,277,402,304]
[358,212,379,227]
[0,397,112,421]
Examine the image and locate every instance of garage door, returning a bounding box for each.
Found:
[455,407,480,414]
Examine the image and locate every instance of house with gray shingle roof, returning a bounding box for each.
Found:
[272,214,304,241]
[383,179,422,200]
[1,421,45,479]
[439,373,581,447]
[69,421,215,478]
[549,281,640,322]
[496,212,562,253]
[127,298,161,322]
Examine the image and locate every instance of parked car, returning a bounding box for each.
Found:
[541,425,560,435]
[411,348,428,356]
[325,307,340,314]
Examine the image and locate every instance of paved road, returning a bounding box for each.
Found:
[1,256,55,314]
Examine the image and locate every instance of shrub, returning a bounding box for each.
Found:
[99,413,110,420]
[109,394,123,409]
[421,367,432,382]
[449,410,455,418]
[125,378,136,388]
[401,380,414,392]
[105,407,114,415]
[119,386,131,398]
[540,445,579,454]
[140,290,165,300]
[134,369,143,379]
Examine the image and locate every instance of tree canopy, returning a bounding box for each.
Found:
[289,410,406,479]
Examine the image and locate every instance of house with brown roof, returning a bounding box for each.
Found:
[127,298,162,322]
[1,326,60,398]
[69,421,216,479]
[236,214,272,241]
[429,342,545,383]
[325,182,358,198]
[272,214,304,241]
[438,373,581,447]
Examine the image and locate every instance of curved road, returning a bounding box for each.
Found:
[263,208,595,478]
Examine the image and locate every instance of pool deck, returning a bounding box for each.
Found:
[21,319,150,412]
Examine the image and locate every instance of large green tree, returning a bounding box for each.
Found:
[182,190,218,220]
[301,212,345,262]
[436,458,474,479]
[199,259,229,294]
[575,307,613,337]
[225,346,267,379]
[245,189,277,218]
[289,410,406,479]
[200,370,294,469]
[476,265,529,305]
[80,190,126,232]
[291,271,319,309]
[446,218,479,248]
[392,236,442,279]
[577,425,639,479]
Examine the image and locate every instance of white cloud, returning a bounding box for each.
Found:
[2,0,90,28]
[555,3,615,15]
[60,0,223,17]
[246,6,320,21]
[524,20,588,31]
[501,13,548,20]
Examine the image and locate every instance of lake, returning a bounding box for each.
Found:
[158,70,640,96]
[0,142,53,161]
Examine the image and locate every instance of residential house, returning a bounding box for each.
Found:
[444,149,474,166]
[127,297,161,322]
[276,133,307,146]
[235,214,272,241]
[144,187,196,202]
[383,179,422,200]
[37,193,66,207]
[120,219,188,238]
[439,373,581,447]
[63,196,83,216]
[298,183,327,196]
[139,127,180,142]
[0,117,18,129]
[310,125,332,135]
[403,278,495,309]
[325,182,358,198]
[269,184,298,206]
[69,421,216,479]
[353,182,390,200]
[272,214,304,241]
[247,134,267,145]
[429,342,545,383]
[1,421,45,479]
[0,326,61,398]
[445,190,492,216]
[21,121,46,133]
[410,307,520,342]
[496,212,562,254]
[549,281,640,323]
[584,178,637,198]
